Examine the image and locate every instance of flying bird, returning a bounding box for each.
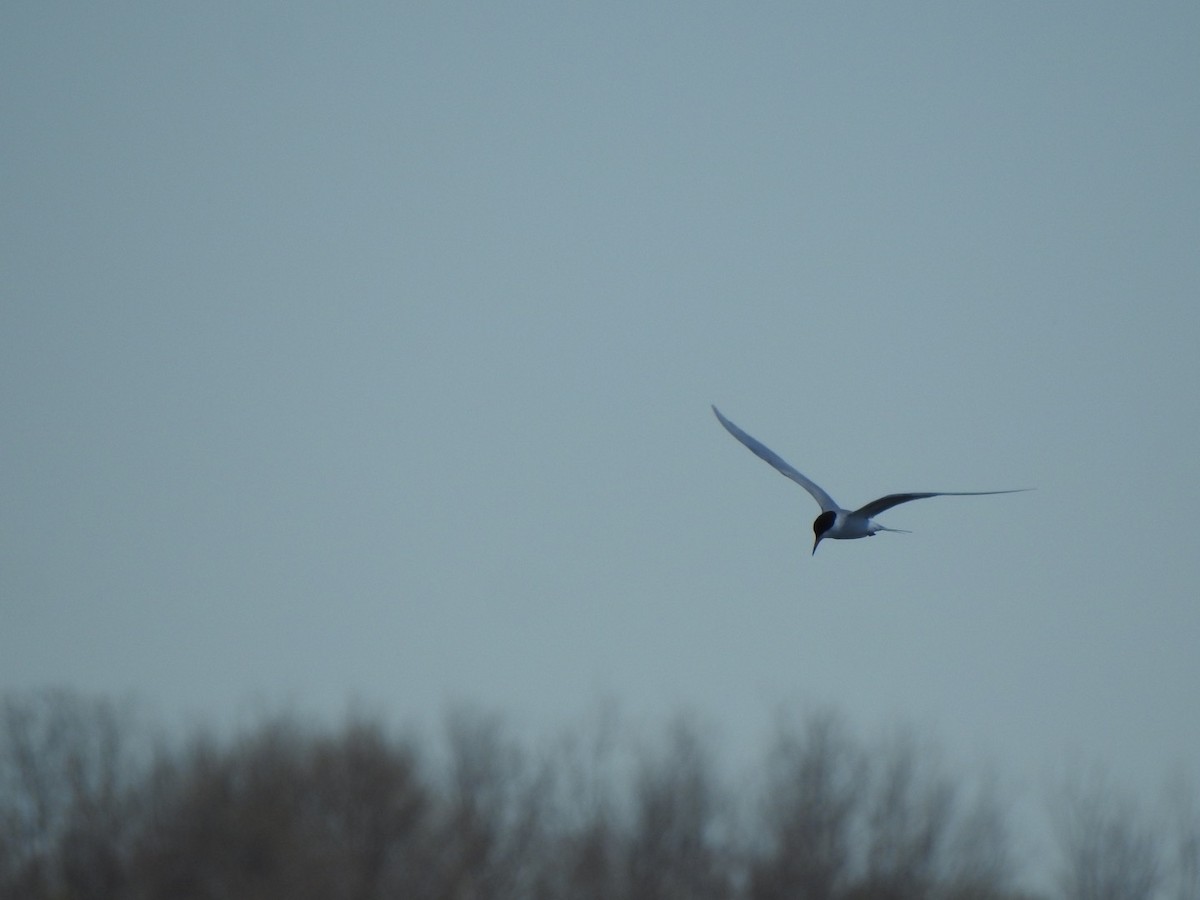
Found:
[712,406,1028,554]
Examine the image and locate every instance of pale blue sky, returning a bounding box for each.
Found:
[3,0,1198,853]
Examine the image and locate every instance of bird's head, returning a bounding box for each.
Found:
[812,511,836,555]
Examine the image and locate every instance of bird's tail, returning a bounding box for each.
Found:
[874,525,912,534]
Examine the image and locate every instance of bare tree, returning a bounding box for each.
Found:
[854,730,955,900]
[533,703,627,900]
[1162,773,1200,900]
[749,715,1015,900]
[129,718,335,900]
[1052,770,1161,900]
[423,708,548,900]
[0,689,141,900]
[748,711,864,900]
[939,773,1016,900]
[127,713,430,900]
[624,716,733,900]
[0,688,1174,900]
[301,716,431,900]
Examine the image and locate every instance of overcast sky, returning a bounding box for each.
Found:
[3,1,1198,867]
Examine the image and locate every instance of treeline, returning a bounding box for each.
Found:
[0,690,1195,900]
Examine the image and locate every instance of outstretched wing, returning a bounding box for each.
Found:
[854,489,1030,519]
[712,406,838,512]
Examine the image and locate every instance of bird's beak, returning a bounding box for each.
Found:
[812,537,821,556]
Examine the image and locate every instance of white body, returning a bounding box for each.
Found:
[825,511,888,540]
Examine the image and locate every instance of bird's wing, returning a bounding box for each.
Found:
[854,489,1030,519]
[712,406,838,512]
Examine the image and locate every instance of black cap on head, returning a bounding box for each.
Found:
[813,511,836,538]
[812,510,836,554]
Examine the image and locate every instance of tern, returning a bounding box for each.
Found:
[712,406,1028,554]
